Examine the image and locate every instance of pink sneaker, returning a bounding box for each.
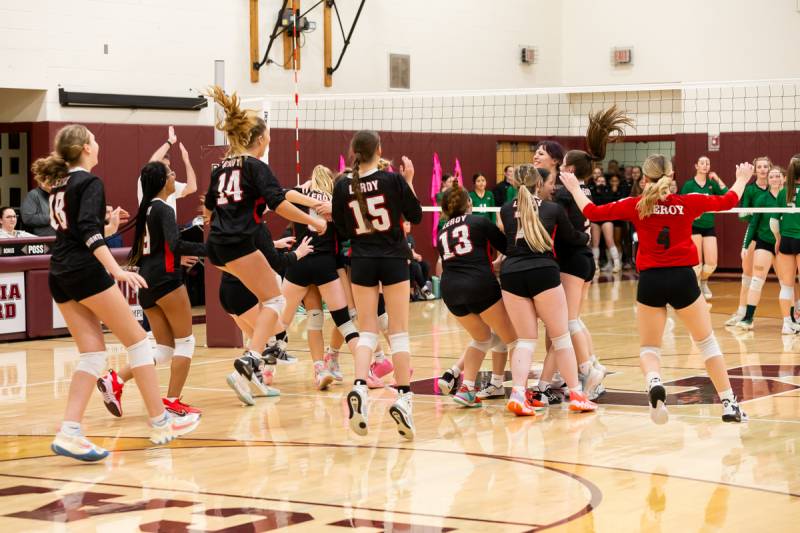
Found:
[370,358,394,379]
[366,370,385,389]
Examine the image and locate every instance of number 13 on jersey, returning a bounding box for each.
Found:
[439,225,473,260]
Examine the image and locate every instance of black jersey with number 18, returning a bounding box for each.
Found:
[49,168,108,276]
[331,169,422,258]
[204,155,287,245]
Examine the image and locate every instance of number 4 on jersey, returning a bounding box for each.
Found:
[217,170,243,205]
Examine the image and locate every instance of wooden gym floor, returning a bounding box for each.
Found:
[1,275,799,531]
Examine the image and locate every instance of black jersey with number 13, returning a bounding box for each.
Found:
[331,169,422,258]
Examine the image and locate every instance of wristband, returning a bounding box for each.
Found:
[166,140,174,147]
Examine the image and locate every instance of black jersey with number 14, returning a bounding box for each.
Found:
[49,169,108,276]
[205,156,287,245]
[331,169,422,258]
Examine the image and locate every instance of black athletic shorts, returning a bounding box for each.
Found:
[50,264,116,304]
[207,238,257,267]
[779,235,800,255]
[500,266,562,299]
[285,254,339,288]
[445,290,502,317]
[336,250,349,270]
[350,257,408,287]
[139,278,183,309]
[637,266,701,310]
[219,277,258,316]
[754,238,776,254]
[691,225,716,238]
[558,249,596,282]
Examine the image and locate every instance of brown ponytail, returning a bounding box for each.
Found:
[31,124,92,187]
[564,105,633,180]
[205,86,266,156]
[349,130,381,231]
[441,182,469,218]
[787,154,800,206]
[637,154,673,218]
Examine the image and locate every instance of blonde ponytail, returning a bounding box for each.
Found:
[517,185,553,252]
[310,165,334,195]
[636,154,674,218]
[205,85,266,156]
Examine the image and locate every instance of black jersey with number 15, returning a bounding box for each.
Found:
[331,169,422,258]
[49,169,108,276]
[204,156,287,245]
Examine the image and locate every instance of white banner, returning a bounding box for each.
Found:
[0,272,25,334]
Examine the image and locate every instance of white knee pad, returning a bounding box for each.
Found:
[378,312,389,333]
[128,337,155,368]
[75,351,107,378]
[578,318,589,332]
[468,334,495,353]
[357,331,379,351]
[741,275,752,289]
[490,333,507,353]
[307,309,324,331]
[749,277,766,292]
[568,319,583,335]
[640,346,661,360]
[349,308,358,321]
[551,332,572,351]
[174,335,195,359]
[262,295,285,315]
[780,284,794,301]
[389,332,410,355]
[514,338,537,353]
[694,334,721,361]
[505,339,518,353]
[702,264,716,276]
[154,344,174,365]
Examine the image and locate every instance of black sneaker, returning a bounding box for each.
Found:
[437,371,457,395]
[233,352,261,381]
[722,399,747,423]
[648,383,668,425]
[541,385,562,405]
[272,348,298,364]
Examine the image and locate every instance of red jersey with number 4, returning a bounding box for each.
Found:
[204,155,287,245]
[582,190,739,271]
[331,168,422,258]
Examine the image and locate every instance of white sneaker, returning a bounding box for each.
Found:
[612,258,621,273]
[782,321,800,335]
[580,367,604,400]
[51,431,109,462]
[648,383,669,425]
[721,399,747,423]
[591,356,609,377]
[226,371,255,406]
[389,391,415,441]
[249,368,280,397]
[725,313,745,326]
[150,412,201,445]
[476,382,505,399]
[315,364,335,391]
[736,319,754,331]
[347,384,369,436]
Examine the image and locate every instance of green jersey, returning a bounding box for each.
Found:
[505,186,518,205]
[742,190,780,247]
[738,181,769,223]
[680,177,728,228]
[777,186,800,238]
[468,190,496,223]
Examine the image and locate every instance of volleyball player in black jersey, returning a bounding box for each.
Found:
[332,130,422,440]
[36,125,199,462]
[546,107,632,400]
[434,183,517,407]
[498,165,598,416]
[203,87,326,390]
[280,164,361,390]
[96,161,208,419]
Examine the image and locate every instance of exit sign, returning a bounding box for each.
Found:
[613,47,633,66]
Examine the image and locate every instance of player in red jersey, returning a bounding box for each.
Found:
[560,155,753,424]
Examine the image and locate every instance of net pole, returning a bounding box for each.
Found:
[292,8,301,186]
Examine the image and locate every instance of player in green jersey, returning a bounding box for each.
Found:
[726,156,772,326]
[468,173,496,223]
[775,155,800,335]
[736,167,786,332]
[680,156,728,299]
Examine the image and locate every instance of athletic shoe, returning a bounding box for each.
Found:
[96,370,124,418]
[162,397,202,416]
[648,383,668,425]
[226,371,255,406]
[540,385,562,405]
[389,391,415,440]
[506,389,536,416]
[725,313,745,326]
[721,399,747,423]
[524,388,548,410]
[324,348,343,381]
[580,367,604,401]
[51,432,109,462]
[701,282,713,299]
[453,385,482,407]
[551,371,566,390]
[347,384,369,436]
[612,258,622,273]
[371,358,394,379]
[150,412,201,445]
[264,342,297,364]
[249,368,280,397]
[421,287,435,300]
[366,369,385,389]
[590,383,606,401]
[592,356,609,377]
[736,319,754,331]
[568,390,598,412]
[233,351,261,382]
[476,382,505,400]
[782,322,800,335]
[315,364,335,391]
[437,370,458,395]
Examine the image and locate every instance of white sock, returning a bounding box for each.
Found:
[374,351,385,362]
[450,366,461,378]
[60,421,82,436]
[645,372,662,389]
[592,247,600,262]
[736,306,746,316]
[511,385,526,397]
[314,360,324,369]
[570,385,583,394]
[537,379,551,390]
[610,246,620,261]
[463,379,475,389]
[151,412,170,426]
[718,388,735,402]
[490,373,504,387]
[579,361,592,375]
